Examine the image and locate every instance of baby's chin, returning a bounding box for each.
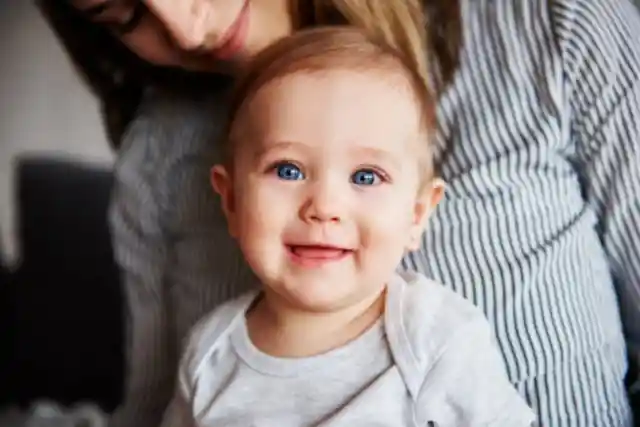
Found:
[287,289,353,313]
[259,276,379,314]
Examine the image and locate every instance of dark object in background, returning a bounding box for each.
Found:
[0,156,124,413]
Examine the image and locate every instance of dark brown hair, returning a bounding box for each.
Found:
[37,0,461,149]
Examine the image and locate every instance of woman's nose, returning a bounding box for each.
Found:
[143,0,211,50]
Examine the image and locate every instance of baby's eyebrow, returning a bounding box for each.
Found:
[252,141,307,161]
[351,146,402,169]
[249,141,403,169]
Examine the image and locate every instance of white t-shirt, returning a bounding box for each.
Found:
[162,271,535,426]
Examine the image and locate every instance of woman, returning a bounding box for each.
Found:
[38,0,640,426]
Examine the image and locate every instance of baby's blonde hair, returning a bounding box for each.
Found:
[225,25,437,179]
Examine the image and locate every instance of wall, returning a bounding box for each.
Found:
[0,0,113,262]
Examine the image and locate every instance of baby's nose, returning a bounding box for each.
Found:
[300,181,347,224]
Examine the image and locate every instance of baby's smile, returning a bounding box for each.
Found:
[285,243,355,268]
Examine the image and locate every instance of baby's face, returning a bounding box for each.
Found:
[213,69,443,312]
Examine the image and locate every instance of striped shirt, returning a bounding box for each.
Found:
[108,0,640,426]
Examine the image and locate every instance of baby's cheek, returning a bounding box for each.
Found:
[239,188,288,233]
[366,215,413,248]
[236,202,286,282]
[359,205,414,266]
[356,188,415,227]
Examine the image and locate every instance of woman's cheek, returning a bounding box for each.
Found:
[120,25,181,67]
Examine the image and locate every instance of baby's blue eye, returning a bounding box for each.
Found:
[275,163,304,180]
[351,169,380,186]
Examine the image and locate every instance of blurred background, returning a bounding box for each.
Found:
[0,0,112,262]
[1,2,121,424]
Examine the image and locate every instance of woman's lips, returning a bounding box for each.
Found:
[287,245,353,267]
[211,0,251,60]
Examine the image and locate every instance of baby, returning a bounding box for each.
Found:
[162,27,535,427]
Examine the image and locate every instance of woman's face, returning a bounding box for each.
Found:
[70,0,294,74]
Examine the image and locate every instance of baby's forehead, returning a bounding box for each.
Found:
[238,70,425,147]
[253,68,421,109]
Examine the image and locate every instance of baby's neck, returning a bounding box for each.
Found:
[246,288,385,358]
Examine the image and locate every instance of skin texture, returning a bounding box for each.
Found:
[70,0,292,73]
[212,70,444,358]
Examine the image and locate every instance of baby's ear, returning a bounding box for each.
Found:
[211,165,238,237]
[407,178,445,251]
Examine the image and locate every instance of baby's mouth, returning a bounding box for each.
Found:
[286,245,353,264]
